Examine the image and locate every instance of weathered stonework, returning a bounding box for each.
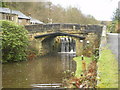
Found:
[26,24,103,56]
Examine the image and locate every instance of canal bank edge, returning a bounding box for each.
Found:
[97,29,118,88]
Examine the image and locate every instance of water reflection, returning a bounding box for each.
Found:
[60,53,76,72]
[2,53,76,88]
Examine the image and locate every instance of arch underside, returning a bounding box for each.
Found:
[34,32,85,40]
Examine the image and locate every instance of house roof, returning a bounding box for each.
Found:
[0,7,30,19]
[0,7,13,14]
[30,17,44,24]
[13,10,30,19]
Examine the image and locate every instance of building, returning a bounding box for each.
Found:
[0,7,18,23]
[0,7,44,25]
[13,10,30,25]
[29,17,44,25]
[0,7,43,25]
[0,7,30,25]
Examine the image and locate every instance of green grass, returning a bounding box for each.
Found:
[97,47,118,88]
[73,56,92,77]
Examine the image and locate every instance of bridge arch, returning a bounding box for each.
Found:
[34,32,85,40]
[34,32,85,56]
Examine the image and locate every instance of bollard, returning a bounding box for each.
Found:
[81,55,86,73]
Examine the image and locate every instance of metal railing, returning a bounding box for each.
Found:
[31,83,63,88]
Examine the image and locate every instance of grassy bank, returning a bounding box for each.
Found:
[97,47,118,88]
[73,56,92,77]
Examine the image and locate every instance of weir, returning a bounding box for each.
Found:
[60,37,76,53]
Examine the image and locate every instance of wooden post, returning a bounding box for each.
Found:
[81,55,86,73]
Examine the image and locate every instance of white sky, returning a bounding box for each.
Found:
[50,0,119,21]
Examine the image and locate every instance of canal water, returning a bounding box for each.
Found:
[2,37,76,88]
[2,53,76,88]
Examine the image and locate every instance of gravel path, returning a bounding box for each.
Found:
[107,33,120,65]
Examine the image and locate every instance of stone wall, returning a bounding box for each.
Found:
[25,24,103,34]
[18,18,30,25]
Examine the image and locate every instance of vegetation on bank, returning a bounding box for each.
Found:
[107,20,119,33]
[73,56,92,77]
[107,8,120,33]
[1,20,29,63]
[97,47,118,88]
[63,56,97,88]
[66,46,118,88]
[73,47,99,77]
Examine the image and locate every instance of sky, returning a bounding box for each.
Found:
[49,0,119,21]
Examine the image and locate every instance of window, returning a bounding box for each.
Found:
[11,16,14,21]
[9,16,11,20]
[18,19,22,23]
[6,15,9,20]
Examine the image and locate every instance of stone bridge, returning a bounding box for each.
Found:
[25,23,103,56]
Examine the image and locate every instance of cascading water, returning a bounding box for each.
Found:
[61,38,66,52]
[60,37,76,53]
[65,37,69,52]
[71,38,76,53]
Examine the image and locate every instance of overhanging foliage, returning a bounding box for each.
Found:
[1,20,29,63]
